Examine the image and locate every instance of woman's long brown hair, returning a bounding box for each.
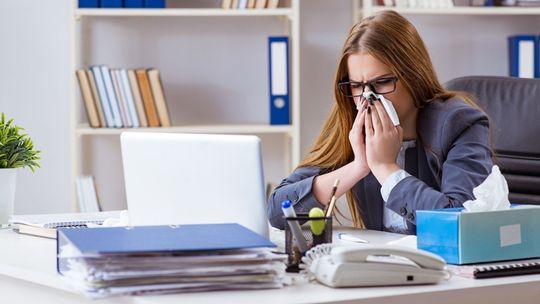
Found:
[299,11,477,228]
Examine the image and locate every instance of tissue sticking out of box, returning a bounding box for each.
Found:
[462,165,510,212]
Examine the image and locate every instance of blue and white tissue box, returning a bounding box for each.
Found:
[416,205,540,264]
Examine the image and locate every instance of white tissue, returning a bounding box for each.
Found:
[462,165,511,212]
[361,92,400,126]
[86,210,130,228]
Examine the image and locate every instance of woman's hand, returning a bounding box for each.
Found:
[365,99,403,184]
[348,99,370,178]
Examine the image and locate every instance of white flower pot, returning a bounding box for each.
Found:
[0,168,17,228]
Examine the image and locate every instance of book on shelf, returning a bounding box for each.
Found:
[266,0,279,8]
[76,175,101,213]
[247,0,256,9]
[127,69,149,127]
[238,0,248,9]
[136,68,161,127]
[232,0,239,9]
[85,69,106,127]
[222,0,233,9]
[76,69,101,128]
[110,68,132,127]
[100,65,124,128]
[147,68,171,127]
[120,69,141,128]
[90,65,114,128]
[255,0,267,9]
[10,210,123,239]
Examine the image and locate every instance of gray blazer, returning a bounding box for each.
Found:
[267,97,493,234]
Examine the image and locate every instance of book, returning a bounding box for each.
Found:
[90,65,114,128]
[76,175,101,213]
[10,210,122,239]
[100,65,123,128]
[449,258,540,279]
[136,69,160,127]
[127,69,148,127]
[85,69,106,127]
[76,69,100,128]
[255,0,267,8]
[119,68,140,128]
[147,69,171,127]
[222,0,233,9]
[266,0,279,8]
[111,69,131,127]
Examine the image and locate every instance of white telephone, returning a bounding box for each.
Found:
[309,245,448,287]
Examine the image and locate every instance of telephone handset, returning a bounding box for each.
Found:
[310,245,448,287]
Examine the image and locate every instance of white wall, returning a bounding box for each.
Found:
[2,0,538,214]
[0,0,72,214]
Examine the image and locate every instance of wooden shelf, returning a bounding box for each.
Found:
[75,124,294,136]
[371,6,540,15]
[76,8,294,18]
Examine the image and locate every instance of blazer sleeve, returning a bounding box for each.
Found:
[267,166,325,229]
[385,105,493,225]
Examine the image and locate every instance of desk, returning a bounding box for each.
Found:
[1,228,540,304]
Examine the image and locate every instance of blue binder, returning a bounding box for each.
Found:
[268,36,290,125]
[508,35,537,78]
[101,0,123,7]
[124,0,143,7]
[79,0,99,8]
[57,223,274,257]
[144,0,165,8]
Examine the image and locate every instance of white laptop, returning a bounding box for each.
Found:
[120,132,269,237]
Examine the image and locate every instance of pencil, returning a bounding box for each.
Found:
[324,179,340,218]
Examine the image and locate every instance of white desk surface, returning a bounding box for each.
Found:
[1,228,540,304]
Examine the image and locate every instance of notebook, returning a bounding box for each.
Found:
[10,210,122,239]
[120,132,269,237]
[449,258,540,279]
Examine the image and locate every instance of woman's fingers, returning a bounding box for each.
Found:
[373,98,393,131]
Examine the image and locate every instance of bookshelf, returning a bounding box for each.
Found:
[70,0,300,211]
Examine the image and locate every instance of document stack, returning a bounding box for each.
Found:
[56,223,287,298]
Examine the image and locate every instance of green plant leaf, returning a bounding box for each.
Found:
[0,113,40,171]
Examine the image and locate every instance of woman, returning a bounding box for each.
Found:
[267,11,493,234]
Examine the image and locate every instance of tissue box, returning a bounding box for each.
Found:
[417,205,540,264]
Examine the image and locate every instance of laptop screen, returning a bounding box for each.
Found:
[120,132,269,237]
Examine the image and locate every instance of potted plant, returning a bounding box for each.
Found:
[0,113,40,228]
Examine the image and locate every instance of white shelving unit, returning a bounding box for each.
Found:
[353,0,540,20]
[70,1,300,210]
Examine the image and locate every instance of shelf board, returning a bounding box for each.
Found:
[371,6,540,15]
[76,124,294,136]
[75,8,294,18]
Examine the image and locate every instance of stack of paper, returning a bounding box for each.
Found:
[57,223,287,298]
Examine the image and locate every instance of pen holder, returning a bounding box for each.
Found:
[284,213,332,272]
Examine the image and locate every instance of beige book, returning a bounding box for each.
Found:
[232,0,239,9]
[127,69,148,127]
[147,69,171,127]
[255,0,267,8]
[221,0,232,9]
[247,0,256,8]
[85,69,105,127]
[16,224,56,239]
[76,69,100,128]
[266,0,278,8]
[135,69,160,127]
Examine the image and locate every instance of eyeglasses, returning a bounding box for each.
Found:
[338,76,398,97]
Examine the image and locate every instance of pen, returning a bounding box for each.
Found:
[325,179,340,218]
[281,200,309,253]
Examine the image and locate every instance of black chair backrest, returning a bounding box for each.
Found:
[445,76,540,205]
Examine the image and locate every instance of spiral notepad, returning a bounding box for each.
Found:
[473,261,540,279]
[10,210,122,229]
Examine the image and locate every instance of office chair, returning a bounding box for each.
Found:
[445,76,540,205]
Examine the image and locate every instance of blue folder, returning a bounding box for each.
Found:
[57,223,274,256]
[508,35,537,78]
[268,36,291,125]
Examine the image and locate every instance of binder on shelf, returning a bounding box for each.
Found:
[508,35,537,79]
[76,69,100,128]
[85,69,106,127]
[100,65,123,128]
[101,0,122,8]
[90,65,114,127]
[79,0,99,8]
[268,36,290,125]
[144,0,165,8]
[124,0,144,8]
